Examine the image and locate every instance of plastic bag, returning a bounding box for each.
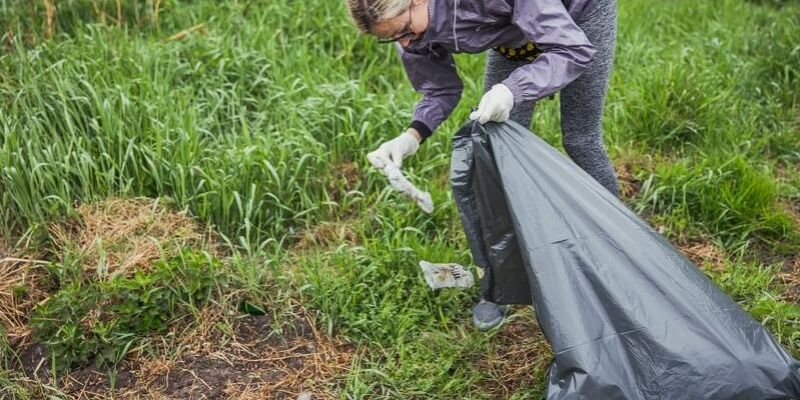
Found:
[451,120,800,399]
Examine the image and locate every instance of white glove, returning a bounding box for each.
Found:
[367,130,420,169]
[469,84,515,124]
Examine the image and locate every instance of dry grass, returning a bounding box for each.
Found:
[677,239,727,272]
[58,307,356,400]
[476,308,552,399]
[0,249,51,346]
[49,197,218,279]
[165,23,207,42]
[292,220,359,253]
[335,162,360,192]
[778,256,800,303]
[216,318,355,400]
[615,162,641,199]
[611,150,664,200]
[1,196,219,349]
[325,162,360,204]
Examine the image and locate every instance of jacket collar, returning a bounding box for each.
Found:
[408,0,459,53]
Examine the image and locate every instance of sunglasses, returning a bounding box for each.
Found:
[377,6,418,44]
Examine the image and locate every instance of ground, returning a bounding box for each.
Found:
[0,0,798,398]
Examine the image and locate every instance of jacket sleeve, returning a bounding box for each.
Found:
[501,0,596,104]
[397,43,463,142]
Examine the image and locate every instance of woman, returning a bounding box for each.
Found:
[347,0,620,330]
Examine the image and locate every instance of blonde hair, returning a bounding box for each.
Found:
[345,0,413,33]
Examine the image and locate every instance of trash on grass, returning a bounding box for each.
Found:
[419,260,475,289]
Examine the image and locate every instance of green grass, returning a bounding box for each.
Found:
[0,0,799,397]
[636,155,800,248]
[31,250,226,371]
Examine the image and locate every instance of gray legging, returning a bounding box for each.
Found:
[483,0,620,197]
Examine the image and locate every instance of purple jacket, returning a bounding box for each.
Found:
[399,0,596,141]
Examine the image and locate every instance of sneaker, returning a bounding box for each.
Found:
[472,299,508,331]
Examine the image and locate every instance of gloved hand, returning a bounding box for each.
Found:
[367,129,421,169]
[469,83,515,124]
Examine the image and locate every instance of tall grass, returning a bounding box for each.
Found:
[636,156,799,249]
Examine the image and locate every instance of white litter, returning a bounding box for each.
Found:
[382,164,434,213]
[419,260,475,289]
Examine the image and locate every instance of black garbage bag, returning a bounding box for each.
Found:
[451,120,800,400]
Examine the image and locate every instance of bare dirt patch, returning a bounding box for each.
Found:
[55,310,355,400]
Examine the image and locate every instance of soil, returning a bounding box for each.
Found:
[17,313,354,400]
